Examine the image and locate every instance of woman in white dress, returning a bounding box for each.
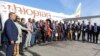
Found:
[14,17,28,56]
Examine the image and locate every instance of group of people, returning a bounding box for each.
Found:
[0,12,100,56]
[0,12,53,56]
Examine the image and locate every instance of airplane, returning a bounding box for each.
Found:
[0,1,81,27]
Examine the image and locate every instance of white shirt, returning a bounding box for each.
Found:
[15,22,28,43]
[27,22,33,33]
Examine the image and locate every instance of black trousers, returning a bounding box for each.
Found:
[19,33,27,54]
[87,31,93,42]
[82,31,85,42]
[77,32,81,40]
[63,30,68,40]
[41,32,46,43]
[73,31,76,40]
[93,32,99,43]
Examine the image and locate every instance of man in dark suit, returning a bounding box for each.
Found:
[2,12,18,56]
[72,21,77,40]
[63,21,68,40]
[93,23,99,44]
[76,22,81,40]
[87,22,93,42]
[81,21,86,42]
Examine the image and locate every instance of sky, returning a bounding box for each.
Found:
[2,0,100,17]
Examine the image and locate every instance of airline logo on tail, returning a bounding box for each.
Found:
[75,3,81,17]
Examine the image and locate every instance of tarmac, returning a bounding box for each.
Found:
[24,40,100,56]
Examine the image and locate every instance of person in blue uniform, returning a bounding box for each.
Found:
[2,12,18,56]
